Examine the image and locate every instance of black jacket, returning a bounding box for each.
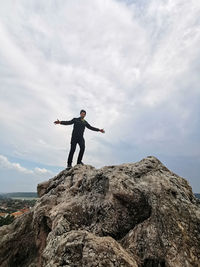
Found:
[60,117,100,138]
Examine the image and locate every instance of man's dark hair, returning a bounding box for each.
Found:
[80,109,86,114]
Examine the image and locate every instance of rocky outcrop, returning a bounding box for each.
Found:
[0,156,200,267]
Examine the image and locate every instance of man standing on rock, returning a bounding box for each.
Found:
[54,110,105,169]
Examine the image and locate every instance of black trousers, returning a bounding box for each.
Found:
[67,136,85,165]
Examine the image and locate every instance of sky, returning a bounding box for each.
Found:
[0,0,200,193]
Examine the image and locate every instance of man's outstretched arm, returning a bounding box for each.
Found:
[85,121,105,133]
[54,118,75,125]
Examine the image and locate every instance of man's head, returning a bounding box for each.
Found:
[80,109,86,119]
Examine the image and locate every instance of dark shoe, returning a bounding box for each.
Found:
[77,162,84,165]
[66,164,72,170]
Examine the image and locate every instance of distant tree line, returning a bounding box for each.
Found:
[0,192,38,198]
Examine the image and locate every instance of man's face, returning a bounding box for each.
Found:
[80,112,86,119]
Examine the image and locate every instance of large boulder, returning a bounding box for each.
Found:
[0,156,200,266]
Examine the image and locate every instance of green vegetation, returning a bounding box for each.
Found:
[0,198,37,213]
[0,197,37,227]
[0,214,15,227]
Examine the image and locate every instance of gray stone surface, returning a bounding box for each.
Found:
[0,156,200,266]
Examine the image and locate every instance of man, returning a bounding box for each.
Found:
[54,110,105,169]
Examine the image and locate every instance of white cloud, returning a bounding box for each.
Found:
[34,167,52,174]
[0,155,33,174]
[0,0,200,191]
[0,154,55,192]
[0,154,53,176]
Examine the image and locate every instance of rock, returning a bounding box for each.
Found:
[0,211,37,267]
[0,156,200,267]
[43,230,138,267]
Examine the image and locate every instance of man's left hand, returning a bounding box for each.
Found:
[100,129,105,133]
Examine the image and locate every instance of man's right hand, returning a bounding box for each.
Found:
[54,119,61,124]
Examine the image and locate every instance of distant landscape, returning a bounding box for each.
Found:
[0,192,38,199]
[0,192,38,227]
